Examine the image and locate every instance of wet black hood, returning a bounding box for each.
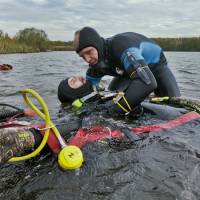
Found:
[75,27,104,62]
[57,78,94,103]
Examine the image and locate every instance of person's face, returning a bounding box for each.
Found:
[68,76,86,89]
[78,47,98,65]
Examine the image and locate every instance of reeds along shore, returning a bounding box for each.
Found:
[0,36,74,54]
[1,28,200,54]
[0,28,73,54]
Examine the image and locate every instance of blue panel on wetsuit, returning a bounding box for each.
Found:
[86,75,101,85]
[121,43,162,70]
[121,47,144,70]
[140,42,162,64]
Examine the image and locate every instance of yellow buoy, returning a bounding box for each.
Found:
[58,145,84,170]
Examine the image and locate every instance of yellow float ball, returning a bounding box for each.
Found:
[58,145,84,170]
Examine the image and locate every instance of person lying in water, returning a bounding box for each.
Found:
[0,74,191,165]
[0,100,138,165]
[57,75,144,116]
[72,27,181,109]
[0,97,190,165]
[0,79,194,165]
[57,75,191,122]
[57,75,175,116]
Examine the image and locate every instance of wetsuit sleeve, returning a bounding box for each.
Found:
[120,48,152,85]
[120,47,146,72]
[86,67,103,85]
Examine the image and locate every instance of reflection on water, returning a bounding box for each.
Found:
[0,51,200,200]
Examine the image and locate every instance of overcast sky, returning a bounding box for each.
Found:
[0,0,200,41]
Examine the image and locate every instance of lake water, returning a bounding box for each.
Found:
[1,51,200,109]
[0,51,200,200]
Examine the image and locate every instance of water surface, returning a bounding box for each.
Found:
[0,51,200,200]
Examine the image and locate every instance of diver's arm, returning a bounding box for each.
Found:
[0,104,36,122]
[120,48,152,85]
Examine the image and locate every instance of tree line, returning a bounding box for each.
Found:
[0,28,200,54]
[153,37,200,51]
[0,28,73,54]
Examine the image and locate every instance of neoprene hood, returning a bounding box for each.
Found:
[58,78,93,103]
[75,27,104,61]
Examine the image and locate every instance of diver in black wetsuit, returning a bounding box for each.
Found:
[72,27,181,114]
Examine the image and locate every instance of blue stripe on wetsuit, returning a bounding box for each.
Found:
[86,74,101,85]
[121,42,162,70]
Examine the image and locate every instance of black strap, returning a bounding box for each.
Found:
[127,52,151,85]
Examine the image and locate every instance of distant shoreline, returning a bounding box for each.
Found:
[1,36,200,54]
[1,27,200,54]
[0,48,73,55]
[1,49,200,55]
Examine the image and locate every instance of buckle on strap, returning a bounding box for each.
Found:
[113,92,132,113]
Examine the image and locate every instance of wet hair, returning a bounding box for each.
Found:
[57,78,94,103]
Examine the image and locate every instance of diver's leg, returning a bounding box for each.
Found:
[153,64,181,97]
[108,77,132,91]
[111,67,157,115]
[0,128,35,163]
